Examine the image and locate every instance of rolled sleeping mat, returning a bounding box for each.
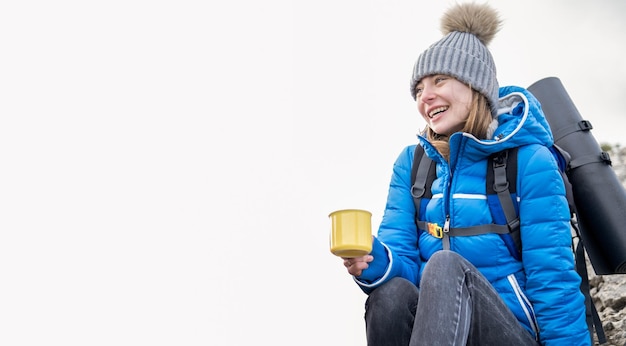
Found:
[528,77,626,275]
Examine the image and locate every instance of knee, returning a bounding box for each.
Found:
[426,250,463,270]
[421,250,466,280]
[366,277,418,314]
[430,249,459,262]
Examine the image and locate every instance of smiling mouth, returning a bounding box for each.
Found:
[428,106,449,118]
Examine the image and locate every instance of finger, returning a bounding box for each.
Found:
[348,261,369,277]
[347,266,360,276]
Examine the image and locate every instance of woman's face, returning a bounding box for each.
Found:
[415,75,472,137]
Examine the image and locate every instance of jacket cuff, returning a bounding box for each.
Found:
[354,238,393,291]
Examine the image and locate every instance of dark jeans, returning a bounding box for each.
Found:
[364,250,539,346]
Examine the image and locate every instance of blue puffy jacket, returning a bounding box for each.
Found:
[355,86,590,345]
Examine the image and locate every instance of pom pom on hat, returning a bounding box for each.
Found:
[440,2,501,46]
[410,2,502,117]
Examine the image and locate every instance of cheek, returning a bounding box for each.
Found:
[451,96,472,119]
[456,90,472,112]
[417,102,427,118]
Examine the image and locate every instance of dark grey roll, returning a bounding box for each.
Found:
[528,77,626,274]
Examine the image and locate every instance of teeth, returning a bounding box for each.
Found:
[429,106,448,118]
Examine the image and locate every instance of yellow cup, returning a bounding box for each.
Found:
[329,209,372,258]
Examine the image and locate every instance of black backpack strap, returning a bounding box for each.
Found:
[486,148,522,256]
[569,208,607,344]
[492,149,520,231]
[552,119,593,142]
[551,144,577,213]
[411,145,436,226]
[444,224,511,236]
[569,151,612,170]
[573,222,607,345]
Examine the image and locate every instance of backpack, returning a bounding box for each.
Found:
[410,143,606,344]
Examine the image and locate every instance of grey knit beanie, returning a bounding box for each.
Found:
[410,3,502,117]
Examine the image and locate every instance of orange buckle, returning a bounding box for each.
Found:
[427,223,443,238]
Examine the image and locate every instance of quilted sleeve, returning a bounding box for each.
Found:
[517,144,590,345]
[355,145,422,293]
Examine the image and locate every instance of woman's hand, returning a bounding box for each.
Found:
[343,255,374,277]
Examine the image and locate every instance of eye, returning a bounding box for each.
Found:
[434,76,448,84]
[415,87,423,96]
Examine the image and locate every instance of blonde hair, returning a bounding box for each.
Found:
[424,89,492,161]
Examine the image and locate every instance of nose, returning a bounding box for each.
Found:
[419,84,435,103]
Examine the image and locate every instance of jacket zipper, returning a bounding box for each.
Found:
[443,166,452,249]
[442,215,451,250]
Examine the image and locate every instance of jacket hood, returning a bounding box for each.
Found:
[420,85,554,163]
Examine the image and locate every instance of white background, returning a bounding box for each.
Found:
[1,1,624,345]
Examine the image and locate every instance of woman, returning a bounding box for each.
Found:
[341,3,590,345]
